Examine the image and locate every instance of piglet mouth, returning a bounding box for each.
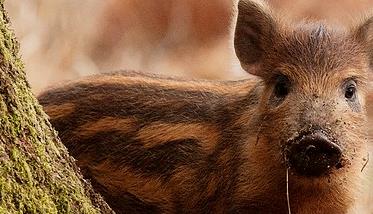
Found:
[286,131,343,177]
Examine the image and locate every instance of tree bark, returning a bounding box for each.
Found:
[0,2,114,213]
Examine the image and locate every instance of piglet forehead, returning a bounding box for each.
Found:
[264,25,368,77]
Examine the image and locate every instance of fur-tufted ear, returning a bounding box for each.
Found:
[354,16,373,70]
[234,0,277,76]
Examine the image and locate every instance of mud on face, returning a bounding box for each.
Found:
[263,29,369,178]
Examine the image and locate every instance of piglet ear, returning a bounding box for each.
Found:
[354,16,373,70]
[234,0,277,76]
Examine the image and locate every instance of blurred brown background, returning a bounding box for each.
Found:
[6,0,373,91]
[5,0,373,213]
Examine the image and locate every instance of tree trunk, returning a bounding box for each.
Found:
[0,2,114,213]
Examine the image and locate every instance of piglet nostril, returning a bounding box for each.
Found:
[287,132,342,177]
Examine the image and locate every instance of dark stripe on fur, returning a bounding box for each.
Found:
[39,83,229,131]
[90,179,162,214]
[68,131,204,179]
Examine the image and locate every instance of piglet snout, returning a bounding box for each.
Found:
[287,131,342,177]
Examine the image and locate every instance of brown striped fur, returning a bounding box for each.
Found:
[38,0,373,213]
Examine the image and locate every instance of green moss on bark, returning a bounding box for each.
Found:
[0,3,114,214]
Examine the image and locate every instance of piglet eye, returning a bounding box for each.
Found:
[344,80,357,100]
[345,85,356,100]
[274,75,291,99]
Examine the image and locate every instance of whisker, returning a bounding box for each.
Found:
[361,152,369,172]
[286,156,292,214]
[255,115,267,145]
